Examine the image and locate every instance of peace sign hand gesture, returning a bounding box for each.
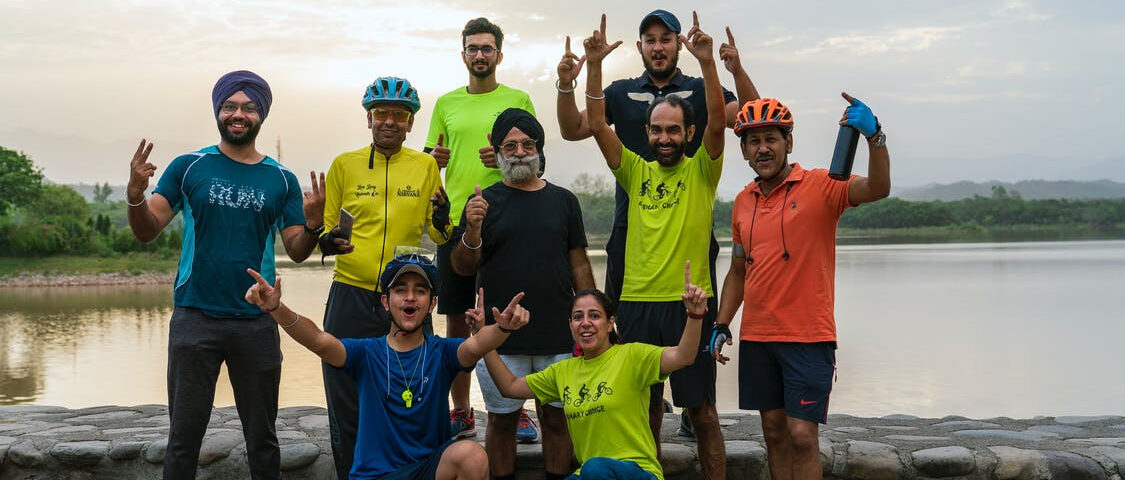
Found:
[680,11,714,63]
[245,268,282,313]
[558,35,587,86]
[128,139,157,201]
[681,261,707,318]
[582,14,623,64]
[303,171,326,230]
[492,292,530,333]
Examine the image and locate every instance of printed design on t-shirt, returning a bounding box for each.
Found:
[563,381,614,413]
[637,178,687,210]
[396,185,421,198]
[207,178,265,212]
[626,90,693,105]
[354,184,380,198]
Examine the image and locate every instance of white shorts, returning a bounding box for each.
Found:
[474,353,571,414]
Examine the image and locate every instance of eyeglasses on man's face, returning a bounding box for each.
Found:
[220,102,258,115]
[370,108,412,123]
[464,45,498,57]
[499,139,538,156]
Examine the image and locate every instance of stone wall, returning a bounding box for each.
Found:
[2,406,1122,479]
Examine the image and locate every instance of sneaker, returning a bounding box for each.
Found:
[676,409,695,438]
[516,409,540,444]
[450,408,477,439]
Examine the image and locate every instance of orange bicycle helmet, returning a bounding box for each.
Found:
[733,98,794,136]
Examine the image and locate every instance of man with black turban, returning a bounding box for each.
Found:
[451,108,595,480]
[125,70,325,479]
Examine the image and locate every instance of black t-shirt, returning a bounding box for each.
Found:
[603,69,737,230]
[454,181,588,354]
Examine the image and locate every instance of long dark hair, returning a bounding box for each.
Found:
[570,289,621,345]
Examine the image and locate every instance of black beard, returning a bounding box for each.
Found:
[642,54,678,81]
[651,141,685,166]
[469,63,496,79]
[217,118,261,146]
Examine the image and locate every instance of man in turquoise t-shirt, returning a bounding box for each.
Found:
[125,70,324,479]
[423,16,537,443]
[581,14,729,480]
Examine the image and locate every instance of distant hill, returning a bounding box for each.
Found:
[63,182,129,203]
[895,180,1125,201]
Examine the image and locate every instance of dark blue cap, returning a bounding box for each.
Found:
[639,9,680,35]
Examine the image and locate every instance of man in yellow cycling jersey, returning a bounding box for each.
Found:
[318,76,453,479]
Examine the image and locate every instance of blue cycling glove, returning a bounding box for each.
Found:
[708,323,732,357]
[846,97,879,137]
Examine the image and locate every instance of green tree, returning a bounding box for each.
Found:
[0,146,45,216]
[93,182,114,203]
[571,173,612,196]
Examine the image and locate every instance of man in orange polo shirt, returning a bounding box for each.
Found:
[712,95,890,480]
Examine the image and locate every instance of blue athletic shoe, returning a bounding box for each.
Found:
[450,408,477,439]
[516,409,540,444]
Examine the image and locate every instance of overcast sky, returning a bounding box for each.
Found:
[1,0,1122,198]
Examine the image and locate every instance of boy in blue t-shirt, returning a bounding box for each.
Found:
[244,253,530,480]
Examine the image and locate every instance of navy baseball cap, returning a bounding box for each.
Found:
[639,9,681,35]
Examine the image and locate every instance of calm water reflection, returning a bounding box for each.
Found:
[2,240,1123,418]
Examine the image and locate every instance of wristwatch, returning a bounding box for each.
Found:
[868,130,887,148]
[304,224,325,236]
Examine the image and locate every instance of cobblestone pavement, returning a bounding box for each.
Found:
[1,405,1122,479]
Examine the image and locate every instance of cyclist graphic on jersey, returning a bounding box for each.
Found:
[574,383,591,407]
[593,381,614,402]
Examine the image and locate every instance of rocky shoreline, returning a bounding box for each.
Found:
[0,272,174,288]
[1,405,1122,479]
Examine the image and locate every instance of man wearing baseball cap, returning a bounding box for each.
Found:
[556,8,760,473]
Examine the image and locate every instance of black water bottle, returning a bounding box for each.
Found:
[829,125,860,180]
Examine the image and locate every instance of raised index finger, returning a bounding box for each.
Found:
[246,268,270,288]
[600,13,607,35]
[565,35,572,54]
[726,26,735,45]
[841,92,857,105]
[684,260,692,291]
[693,10,700,29]
[505,292,526,313]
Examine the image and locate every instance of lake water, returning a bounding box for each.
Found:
[1,240,1122,418]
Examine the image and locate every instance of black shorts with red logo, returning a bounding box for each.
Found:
[738,341,836,424]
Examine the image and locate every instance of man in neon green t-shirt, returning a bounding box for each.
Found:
[581,13,728,480]
[423,17,537,445]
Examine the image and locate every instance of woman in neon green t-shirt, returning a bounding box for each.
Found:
[478,263,707,480]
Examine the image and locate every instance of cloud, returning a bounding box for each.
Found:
[996,0,1051,23]
[883,90,1044,104]
[798,26,962,56]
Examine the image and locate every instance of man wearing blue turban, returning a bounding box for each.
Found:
[125,70,326,479]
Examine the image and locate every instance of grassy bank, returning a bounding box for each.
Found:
[0,252,178,278]
[3,224,1123,280]
[836,223,1125,245]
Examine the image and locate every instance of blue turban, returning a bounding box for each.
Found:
[212,70,273,120]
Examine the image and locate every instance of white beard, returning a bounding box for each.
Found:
[497,152,541,183]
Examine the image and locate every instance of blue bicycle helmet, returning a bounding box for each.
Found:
[362,76,421,113]
[380,251,440,296]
